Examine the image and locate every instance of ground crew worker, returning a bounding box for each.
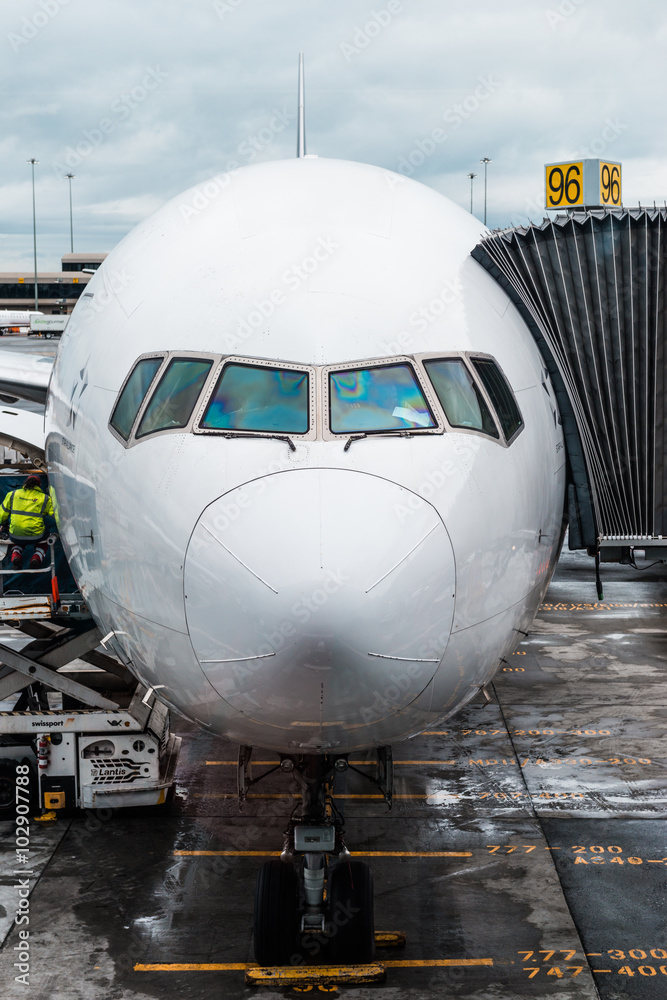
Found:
[0,475,55,569]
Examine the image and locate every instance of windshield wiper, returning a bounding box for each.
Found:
[344,430,416,452]
[222,432,296,452]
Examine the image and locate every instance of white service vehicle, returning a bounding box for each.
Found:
[29,315,69,339]
[0,529,180,821]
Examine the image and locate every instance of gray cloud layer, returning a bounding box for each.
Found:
[1,0,665,269]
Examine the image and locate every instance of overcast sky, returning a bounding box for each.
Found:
[1,0,665,271]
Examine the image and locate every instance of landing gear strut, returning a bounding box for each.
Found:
[244,748,391,966]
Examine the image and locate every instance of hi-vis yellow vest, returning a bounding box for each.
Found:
[1,487,54,539]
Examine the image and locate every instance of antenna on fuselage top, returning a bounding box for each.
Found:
[297,52,306,158]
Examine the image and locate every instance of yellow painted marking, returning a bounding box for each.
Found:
[173,850,472,858]
[136,963,248,971]
[353,851,471,857]
[247,963,386,985]
[136,958,492,972]
[375,931,407,948]
[539,602,667,611]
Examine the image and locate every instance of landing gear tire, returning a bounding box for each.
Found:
[328,859,375,964]
[0,759,16,819]
[0,757,37,821]
[254,859,298,966]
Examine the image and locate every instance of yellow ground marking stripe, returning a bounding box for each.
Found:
[375,931,406,947]
[136,964,248,971]
[135,958,493,972]
[247,963,386,985]
[173,850,473,858]
[174,850,281,856]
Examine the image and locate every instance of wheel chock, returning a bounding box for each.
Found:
[375,930,407,948]
[245,963,386,987]
[34,810,57,822]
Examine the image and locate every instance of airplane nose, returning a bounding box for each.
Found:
[184,469,455,741]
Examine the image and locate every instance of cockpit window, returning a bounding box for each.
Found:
[201,363,310,433]
[136,358,212,438]
[471,358,523,440]
[329,364,435,434]
[424,358,499,438]
[110,356,163,440]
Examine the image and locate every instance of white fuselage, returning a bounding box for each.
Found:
[44,158,566,753]
[0,310,42,328]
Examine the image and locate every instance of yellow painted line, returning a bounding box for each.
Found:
[247,963,386,985]
[173,850,473,858]
[375,930,407,947]
[136,963,248,971]
[353,851,471,857]
[136,958,493,972]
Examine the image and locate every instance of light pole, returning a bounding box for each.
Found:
[467,172,477,215]
[27,158,39,310]
[480,157,492,226]
[65,173,75,253]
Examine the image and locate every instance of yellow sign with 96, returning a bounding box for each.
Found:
[600,162,622,206]
[545,162,584,208]
[545,159,622,210]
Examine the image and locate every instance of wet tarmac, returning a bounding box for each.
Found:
[0,547,666,999]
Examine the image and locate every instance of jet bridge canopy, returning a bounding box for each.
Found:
[472,208,667,553]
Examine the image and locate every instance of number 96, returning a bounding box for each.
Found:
[601,164,621,205]
[548,165,581,206]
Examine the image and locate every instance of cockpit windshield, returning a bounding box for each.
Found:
[328,364,435,434]
[201,363,310,433]
[136,358,212,438]
[111,351,521,447]
[110,355,163,441]
[424,358,498,438]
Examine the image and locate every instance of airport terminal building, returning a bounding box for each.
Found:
[0,252,107,313]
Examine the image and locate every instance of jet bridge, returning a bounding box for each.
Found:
[473,208,667,562]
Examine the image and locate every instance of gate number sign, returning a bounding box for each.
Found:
[545,159,622,209]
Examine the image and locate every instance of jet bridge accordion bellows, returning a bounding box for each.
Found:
[472,208,667,550]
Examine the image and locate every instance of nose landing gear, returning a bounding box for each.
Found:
[242,748,392,966]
